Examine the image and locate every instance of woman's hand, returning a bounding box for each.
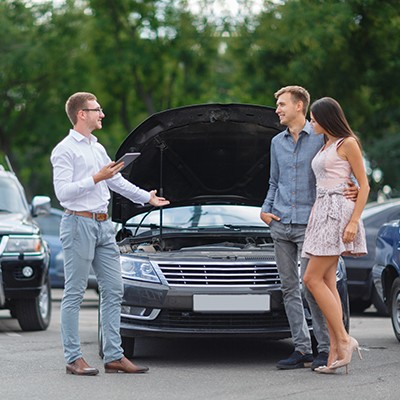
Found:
[343,220,359,243]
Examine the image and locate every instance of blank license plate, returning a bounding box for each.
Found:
[193,294,270,312]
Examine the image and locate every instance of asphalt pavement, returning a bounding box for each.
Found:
[0,289,399,400]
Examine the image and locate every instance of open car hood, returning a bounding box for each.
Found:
[112,103,282,223]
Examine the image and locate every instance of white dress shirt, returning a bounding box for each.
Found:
[51,129,151,212]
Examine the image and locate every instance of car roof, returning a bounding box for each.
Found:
[362,198,400,219]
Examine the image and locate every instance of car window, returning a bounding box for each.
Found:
[0,177,27,213]
[126,205,265,229]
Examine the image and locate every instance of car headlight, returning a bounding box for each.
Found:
[120,256,161,283]
[4,235,44,254]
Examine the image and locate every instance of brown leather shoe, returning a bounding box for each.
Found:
[104,356,149,374]
[66,357,99,376]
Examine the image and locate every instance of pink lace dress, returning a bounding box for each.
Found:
[302,139,367,258]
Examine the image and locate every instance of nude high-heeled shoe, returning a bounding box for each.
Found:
[314,365,337,374]
[330,337,362,373]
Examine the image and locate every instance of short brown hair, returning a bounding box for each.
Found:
[65,92,97,125]
[274,85,310,115]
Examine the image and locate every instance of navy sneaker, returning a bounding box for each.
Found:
[311,351,329,371]
[276,351,314,369]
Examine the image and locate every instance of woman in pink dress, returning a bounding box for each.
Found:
[302,97,370,373]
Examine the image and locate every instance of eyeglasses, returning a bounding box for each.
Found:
[82,108,104,113]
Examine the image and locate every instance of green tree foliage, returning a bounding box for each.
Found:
[1,0,400,199]
[84,0,220,152]
[0,0,92,197]
[0,0,221,198]
[227,0,400,192]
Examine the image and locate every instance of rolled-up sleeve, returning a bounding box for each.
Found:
[107,174,151,205]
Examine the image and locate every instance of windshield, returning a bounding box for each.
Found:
[0,176,28,213]
[125,205,265,229]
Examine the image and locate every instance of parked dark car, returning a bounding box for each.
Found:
[99,104,350,358]
[343,199,400,314]
[34,208,98,290]
[34,208,64,288]
[0,165,52,331]
[372,219,400,341]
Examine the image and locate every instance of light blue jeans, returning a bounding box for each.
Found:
[60,213,124,364]
[269,220,329,354]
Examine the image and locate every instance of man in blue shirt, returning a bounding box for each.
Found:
[261,86,356,370]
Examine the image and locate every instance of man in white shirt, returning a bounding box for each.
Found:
[51,92,169,376]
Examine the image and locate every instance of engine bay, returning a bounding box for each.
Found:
[118,231,274,254]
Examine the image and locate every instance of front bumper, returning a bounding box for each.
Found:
[120,279,293,339]
[1,253,49,300]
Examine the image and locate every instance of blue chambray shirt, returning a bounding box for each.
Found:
[261,120,324,224]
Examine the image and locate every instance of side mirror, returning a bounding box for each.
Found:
[31,195,51,216]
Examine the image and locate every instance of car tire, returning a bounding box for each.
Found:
[372,284,389,316]
[390,277,400,342]
[121,336,136,359]
[14,279,51,331]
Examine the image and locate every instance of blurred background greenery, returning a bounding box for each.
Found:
[1,0,399,205]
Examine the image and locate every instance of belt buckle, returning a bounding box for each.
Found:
[96,213,107,222]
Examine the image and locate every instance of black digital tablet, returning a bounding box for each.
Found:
[115,152,140,170]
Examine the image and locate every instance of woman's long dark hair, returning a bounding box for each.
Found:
[310,97,361,148]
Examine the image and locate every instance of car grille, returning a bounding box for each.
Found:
[157,261,280,287]
[122,309,290,330]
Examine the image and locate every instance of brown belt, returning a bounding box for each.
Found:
[65,209,108,222]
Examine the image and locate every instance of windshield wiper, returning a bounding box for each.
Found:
[127,223,184,230]
[224,224,242,231]
[224,224,267,230]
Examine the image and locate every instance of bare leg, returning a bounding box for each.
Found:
[323,264,342,365]
[324,268,342,365]
[303,255,350,363]
[325,319,337,366]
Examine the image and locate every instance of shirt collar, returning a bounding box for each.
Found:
[283,120,313,137]
[69,129,98,143]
